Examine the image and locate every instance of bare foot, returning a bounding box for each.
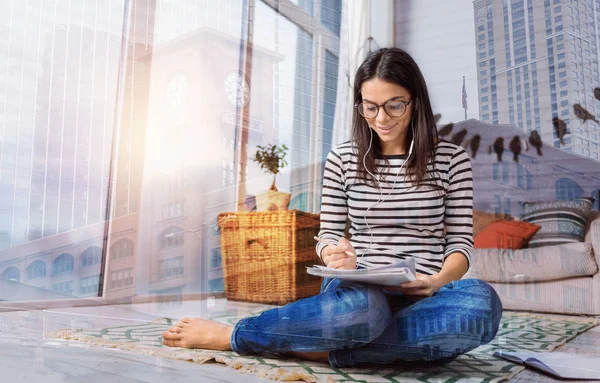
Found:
[288,351,329,363]
[162,317,233,350]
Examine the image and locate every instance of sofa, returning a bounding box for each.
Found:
[464,211,600,315]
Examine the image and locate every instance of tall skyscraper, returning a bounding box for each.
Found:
[473,0,600,160]
[0,0,154,301]
[0,0,128,249]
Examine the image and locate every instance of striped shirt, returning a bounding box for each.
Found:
[316,140,474,275]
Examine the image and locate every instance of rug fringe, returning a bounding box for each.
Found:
[46,329,332,382]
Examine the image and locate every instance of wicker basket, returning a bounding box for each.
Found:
[218,210,323,305]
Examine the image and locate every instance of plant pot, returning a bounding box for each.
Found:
[255,190,291,212]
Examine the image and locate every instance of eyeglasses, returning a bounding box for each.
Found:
[355,98,412,119]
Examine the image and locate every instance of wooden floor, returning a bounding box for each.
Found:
[510,317,600,382]
[1,300,598,382]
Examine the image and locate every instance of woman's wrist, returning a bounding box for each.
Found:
[430,273,448,290]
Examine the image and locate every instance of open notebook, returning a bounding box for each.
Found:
[306,257,416,286]
[494,351,600,380]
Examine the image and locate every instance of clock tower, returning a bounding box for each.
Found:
[135,27,282,296]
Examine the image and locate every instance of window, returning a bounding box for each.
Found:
[110,268,134,289]
[26,261,46,280]
[209,278,225,292]
[52,254,74,275]
[517,164,525,188]
[1,267,20,282]
[111,239,134,260]
[494,195,502,215]
[52,281,73,295]
[211,248,222,269]
[160,226,184,250]
[80,275,100,295]
[80,246,102,268]
[158,256,184,279]
[555,178,583,200]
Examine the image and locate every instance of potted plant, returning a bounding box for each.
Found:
[252,143,291,211]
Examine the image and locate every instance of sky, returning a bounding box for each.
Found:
[398,0,481,125]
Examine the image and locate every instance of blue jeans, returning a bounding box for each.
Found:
[230,278,503,368]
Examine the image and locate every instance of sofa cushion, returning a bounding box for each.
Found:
[471,242,598,283]
[584,210,600,244]
[485,277,597,315]
[473,210,508,237]
[521,198,594,248]
[474,220,540,249]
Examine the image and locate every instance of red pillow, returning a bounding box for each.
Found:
[474,220,541,249]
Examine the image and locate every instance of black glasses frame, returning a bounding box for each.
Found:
[355,98,412,118]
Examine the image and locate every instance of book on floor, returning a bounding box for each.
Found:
[306,257,416,286]
[494,350,600,380]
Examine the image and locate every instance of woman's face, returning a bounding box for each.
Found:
[359,78,413,152]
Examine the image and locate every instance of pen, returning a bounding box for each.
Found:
[313,236,357,256]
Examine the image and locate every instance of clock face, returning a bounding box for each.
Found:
[167,73,188,106]
[224,73,250,107]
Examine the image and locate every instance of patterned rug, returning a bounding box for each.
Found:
[47,311,598,383]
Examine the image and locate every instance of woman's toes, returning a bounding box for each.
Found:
[162,331,182,340]
[162,331,184,348]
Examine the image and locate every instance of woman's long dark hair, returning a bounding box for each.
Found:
[352,48,439,186]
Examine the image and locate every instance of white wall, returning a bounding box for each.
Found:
[394,0,480,125]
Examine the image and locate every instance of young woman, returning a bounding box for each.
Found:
[162,48,503,368]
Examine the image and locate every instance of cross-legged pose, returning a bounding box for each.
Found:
[163,48,503,368]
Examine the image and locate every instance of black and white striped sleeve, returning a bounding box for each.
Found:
[443,146,474,271]
[316,148,348,260]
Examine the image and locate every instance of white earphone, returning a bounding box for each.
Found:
[361,120,416,254]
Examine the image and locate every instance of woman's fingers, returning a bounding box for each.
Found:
[325,252,347,263]
[328,257,352,269]
[324,253,349,268]
[320,245,337,258]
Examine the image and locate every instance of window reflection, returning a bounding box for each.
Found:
[52,254,74,275]
[27,261,47,280]
[81,247,102,268]
[0,0,346,302]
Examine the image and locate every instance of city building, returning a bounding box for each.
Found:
[473,0,600,159]
[0,0,153,302]
[0,0,345,303]
[452,119,600,215]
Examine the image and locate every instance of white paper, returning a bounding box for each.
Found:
[494,351,600,380]
[306,258,417,286]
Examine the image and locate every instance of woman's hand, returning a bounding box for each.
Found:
[386,273,444,296]
[321,238,357,270]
